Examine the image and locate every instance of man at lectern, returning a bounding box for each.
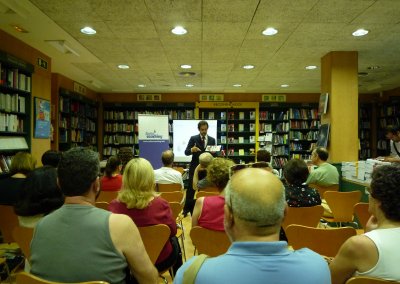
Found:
[183,120,216,216]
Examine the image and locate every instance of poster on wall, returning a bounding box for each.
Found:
[34,97,51,138]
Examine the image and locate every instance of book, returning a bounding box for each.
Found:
[238,124,244,132]
[249,123,255,132]
[228,124,235,132]
[220,135,227,144]
[206,145,221,152]
[249,111,255,119]
[264,124,272,132]
[228,112,235,120]
[221,112,226,119]
[238,136,244,144]
[228,148,235,156]
[238,149,245,156]
[221,124,226,132]
[228,136,235,143]
[239,112,245,120]
[208,112,215,119]
[249,135,255,143]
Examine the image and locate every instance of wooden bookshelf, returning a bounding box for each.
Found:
[376,99,400,157]
[359,103,372,160]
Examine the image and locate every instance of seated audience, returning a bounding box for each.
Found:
[14,166,64,228]
[175,168,330,283]
[109,157,182,274]
[256,149,280,176]
[283,159,321,207]
[117,147,134,174]
[192,152,214,191]
[30,148,157,284]
[41,150,61,167]
[100,155,122,191]
[191,158,234,231]
[329,164,400,283]
[154,150,184,190]
[306,147,339,186]
[0,152,36,205]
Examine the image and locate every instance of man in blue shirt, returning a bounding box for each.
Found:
[175,168,330,284]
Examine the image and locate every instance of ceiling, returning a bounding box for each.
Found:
[0,0,400,95]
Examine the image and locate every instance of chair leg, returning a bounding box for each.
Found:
[179,236,186,261]
[159,274,168,284]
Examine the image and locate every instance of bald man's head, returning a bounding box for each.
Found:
[161,150,174,166]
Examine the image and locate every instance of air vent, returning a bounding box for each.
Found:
[178,71,196,77]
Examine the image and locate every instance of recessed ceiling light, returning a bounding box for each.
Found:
[138,84,146,88]
[281,84,289,88]
[262,27,278,36]
[367,66,380,70]
[352,28,369,37]
[186,84,194,87]
[80,26,96,35]
[117,64,130,69]
[180,64,192,69]
[13,25,28,33]
[358,72,369,77]
[171,26,187,35]
[305,65,317,70]
[233,84,242,87]
[242,65,255,70]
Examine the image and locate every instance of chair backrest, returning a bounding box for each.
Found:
[196,191,219,198]
[190,226,231,257]
[173,167,185,174]
[169,201,183,220]
[12,226,34,260]
[345,276,398,284]
[95,201,110,211]
[199,186,219,193]
[0,205,19,242]
[16,271,109,284]
[282,205,324,230]
[137,224,171,264]
[285,224,356,257]
[96,191,118,203]
[309,183,339,197]
[353,202,371,229]
[157,183,182,192]
[324,191,362,222]
[160,191,184,203]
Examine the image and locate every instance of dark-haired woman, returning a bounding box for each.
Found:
[100,156,122,191]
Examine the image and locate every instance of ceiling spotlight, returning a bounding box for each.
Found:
[80,26,96,35]
[180,64,192,69]
[117,64,130,69]
[171,26,187,35]
[367,66,380,70]
[262,27,278,36]
[305,65,317,70]
[138,84,146,88]
[352,28,369,37]
[242,65,255,70]
[13,25,28,33]
[358,72,369,77]
[281,84,289,88]
[233,84,242,87]
[186,84,194,87]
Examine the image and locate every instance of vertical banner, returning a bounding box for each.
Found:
[138,114,170,169]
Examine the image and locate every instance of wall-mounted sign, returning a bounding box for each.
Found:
[73,82,87,95]
[262,94,286,102]
[199,94,224,101]
[137,94,162,101]
[37,58,48,70]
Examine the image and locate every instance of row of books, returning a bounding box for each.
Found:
[59,129,96,144]
[272,157,288,168]
[0,66,31,92]
[221,136,256,144]
[379,117,399,128]
[104,123,138,133]
[379,105,400,116]
[0,154,12,173]
[290,120,320,129]
[291,153,312,160]
[289,108,318,120]
[259,111,289,120]
[271,146,289,156]
[289,131,319,140]
[0,92,26,113]
[104,134,137,145]
[103,147,138,157]
[359,130,370,140]
[289,142,315,151]
[59,97,97,118]
[0,113,24,132]
[104,109,194,121]
[227,123,255,132]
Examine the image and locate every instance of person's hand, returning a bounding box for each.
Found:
[191,143,201,153]
[366,215,378,232]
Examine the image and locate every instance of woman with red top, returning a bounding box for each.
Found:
[109,158,182,274]
[192,157,235,231]
[100,156,122,191]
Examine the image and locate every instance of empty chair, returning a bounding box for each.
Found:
[199,186,219,193]
[0,205,19,243]
[195,191,218,198]
[96,191,118,203]
[285,224,356,257]
[16,271,109,284]
[309,183,339,197]
[353,202,371,230]
[190,226,231,257]
[160,191,184,203]
[137,224,171,264]
[282,205,324,230]
[169,201,186,260]
[157,183,182,193]
[12,226,34,260]
[345,276,399,284]
[95,201,109,211]
[322,191,362,225]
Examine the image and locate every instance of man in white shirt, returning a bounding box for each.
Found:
[379,125,400,163]
[154,150,184,190]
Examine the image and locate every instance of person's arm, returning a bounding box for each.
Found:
[382,156,400,163]
[191,197,205,228]
[109,214,158,284]
[192,164,201,191]
[184,136,201,156]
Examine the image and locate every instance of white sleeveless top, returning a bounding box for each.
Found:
[355,227,400,281]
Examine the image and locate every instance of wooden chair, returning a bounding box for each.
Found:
[199,186,219,193]
[137,224,171,264]
[282,205,324,230]
[16,271,109,284]
[190,226,231,257]
[160,191,184,203]
[0,205,19,243]
[195,191,218,198]
[322,191,362,225]
[157,183,182,193]
[169,201,186,261]
[95,201,110,211]
[12,226,34,260]
[285,224,356,257]
[172,167,185,174]
[354,202,371,230]
[309,183,339,197]
[346,276,399,283]
[96,191,118,203]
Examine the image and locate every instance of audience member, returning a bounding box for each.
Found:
[377,125,400,163]
[329,164,400,283]
[117,147,134,174]
[175,168,330,283]
[306,147,339,186]
[14,166,64,228]
[191,158,235,231]
[30,148,157,284]
[283,159,321,207]
[154,150,184,190]
[41,150,61,167]
[109,157,182,274]
[100,155,122,191]
[0,152,36,205]
[192,152,214,191]
[257,149,280,176]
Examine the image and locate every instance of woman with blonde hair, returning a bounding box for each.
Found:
[109,158,182,273]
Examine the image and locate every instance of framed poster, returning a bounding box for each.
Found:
[34,97,51,138]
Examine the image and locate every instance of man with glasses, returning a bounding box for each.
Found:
[306,146,339,186]
[377,125,400,163]
[175,168,330,283]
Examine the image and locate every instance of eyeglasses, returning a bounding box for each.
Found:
[229,162,270,176]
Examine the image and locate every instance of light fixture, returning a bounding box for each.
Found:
[242,65,255,70]
[262,27,278,36]
[117,64,130,69]
[233,84,242,87]
[186,84,194,87]
[80,26,96,35]
[138,84,146,88]
[352,28,369,37]
[180,64,192,69]
[12,25,28,33]
[367,66,380,70]
[305,65,317,70]
[171,26,187,35]
[45,40,80,56]
[281,84,289,88]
